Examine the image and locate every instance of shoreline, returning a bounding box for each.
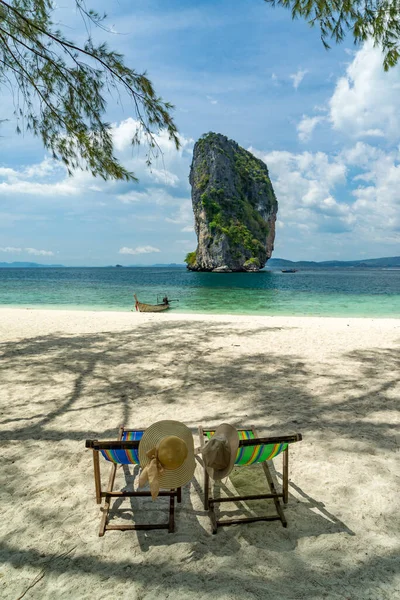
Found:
[0,305,399,320]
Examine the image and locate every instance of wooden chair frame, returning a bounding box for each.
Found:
[86,426,182,536]
[198,425,302,534]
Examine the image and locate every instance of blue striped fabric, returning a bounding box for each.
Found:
[100,430,143,464]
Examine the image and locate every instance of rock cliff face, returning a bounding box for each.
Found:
[186,133,278,272]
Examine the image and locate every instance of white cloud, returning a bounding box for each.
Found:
[149,168,180,187]
[206,95,218,105]
[297,115,325,142]
[112,118,139,153]
[281,41,400,252]
[0,167,18,178]
[25,248,54,256]
[117,188,187,207]
[271,73,279,86]
[249,141,400,248]
[329,41,400,139]
[0,158,93,197]
[290,69,308,90]
[165,200,193,225]
[117,190,146,203]
[112,117,193,157]
[0,246,54,255]
[181,225,194,232]
[250,147,352,236]
[119,246,161,255]
[0,246,22,252]
[295,42,400,146]
[23,158,61,179]
[0,180,80,196]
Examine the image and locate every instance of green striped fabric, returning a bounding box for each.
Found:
[205,429,287,465]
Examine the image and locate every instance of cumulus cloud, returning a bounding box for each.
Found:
[251,147,348,229]
[0,246,22,252]
[112,117,193,156]
[297,116,325,142]
[250,141,400,249]
[119,246,161,255]
[329,41,400,139]
[296,41,400,144]
[25,248,54,256]
[283,41,400,253]
[149,168,180,187]
[0,158,92,197]
[117,188,187,208]
[0,246,54,255]
[0,180,80,196]
[290,69,308,90]
[165,200,193,226]
[0,167,18,178]
[116,190,146,203]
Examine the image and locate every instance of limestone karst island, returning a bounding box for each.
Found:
[185,132,278,272]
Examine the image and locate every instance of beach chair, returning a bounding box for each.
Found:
[198,425,302,533]
[85,426,181,536]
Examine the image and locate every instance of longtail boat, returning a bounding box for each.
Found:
[133,293,170,313]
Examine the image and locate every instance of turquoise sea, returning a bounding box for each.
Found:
[0,267,399,317]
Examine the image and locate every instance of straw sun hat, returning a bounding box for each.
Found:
[200,423,239,481]
[138,420,195,499]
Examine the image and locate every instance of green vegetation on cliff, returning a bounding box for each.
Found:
[184,251,197,267]
[195,134,274,260]
[189,132,277,271]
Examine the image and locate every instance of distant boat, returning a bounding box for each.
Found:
[281,269,298,273]
[133,293,178,312]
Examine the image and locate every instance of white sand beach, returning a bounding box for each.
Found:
[0,309,399,599]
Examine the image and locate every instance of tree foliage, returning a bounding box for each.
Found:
[0,0,180,180]
[264,0,400,70]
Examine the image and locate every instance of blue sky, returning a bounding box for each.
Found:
[0,0,399,265]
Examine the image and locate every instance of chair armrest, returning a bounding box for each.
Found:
[239,433,302,447]
[85,440,140,450]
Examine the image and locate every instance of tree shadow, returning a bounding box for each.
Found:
[1,317,399,598]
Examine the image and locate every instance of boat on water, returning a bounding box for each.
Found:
[281,269,298,273]
[133,293,176,313]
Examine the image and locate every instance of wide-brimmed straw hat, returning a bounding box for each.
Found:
[200,423,239,481]
[138,420,195,496]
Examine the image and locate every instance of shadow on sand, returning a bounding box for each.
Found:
[1,318,399,598]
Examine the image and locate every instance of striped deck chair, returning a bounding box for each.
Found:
[198,425,302,533]
[85,426,181,536]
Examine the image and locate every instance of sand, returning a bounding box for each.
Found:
[0,308,399,600]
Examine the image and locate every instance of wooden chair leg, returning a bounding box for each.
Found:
[177,487,182,503]
[93,449,101,504]
[253,426,287,528]
[168,493,175,533]
[198,425,210,510]
[204,468,210,510]
[261,462,287,528]
[99,425,124,537]
[209,501,218,534]
[283,447,289,505]
[99,462,117,536]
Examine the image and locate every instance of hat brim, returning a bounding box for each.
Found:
[205,423,239,481]
[139,420,195,489]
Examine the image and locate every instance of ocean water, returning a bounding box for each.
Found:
[0,267,399,317]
